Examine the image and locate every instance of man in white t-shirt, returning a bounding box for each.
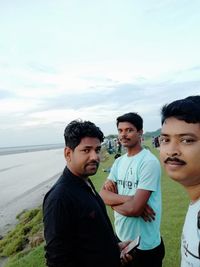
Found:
[160,95,200,267]
[100,112,165,267]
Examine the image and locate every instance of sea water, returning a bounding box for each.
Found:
[0,143,64,156]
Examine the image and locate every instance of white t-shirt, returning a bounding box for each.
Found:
[181,199,200,267]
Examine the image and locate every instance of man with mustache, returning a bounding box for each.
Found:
[100,112,165,267]
[43,120,132,267]
[160,95,200,267]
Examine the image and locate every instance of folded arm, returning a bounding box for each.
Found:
[100,180,155,221]
[99,180,131,206]
[112,189,155,220]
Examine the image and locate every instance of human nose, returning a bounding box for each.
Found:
[119,131,126,138]
[90,150,100,161]
[165,142,181,157]
[167,151,181,157]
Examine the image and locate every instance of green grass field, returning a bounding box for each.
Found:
[0,145,189,267]
[151,146,188,267]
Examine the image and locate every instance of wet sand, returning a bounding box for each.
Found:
[0,148,65,236]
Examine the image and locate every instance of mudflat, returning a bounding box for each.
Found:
[0,148,65,236]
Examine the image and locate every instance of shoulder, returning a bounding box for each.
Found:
[139,150,161,175]
[113,153,128,166]
[142,149,160,163]
[43,178,72,206]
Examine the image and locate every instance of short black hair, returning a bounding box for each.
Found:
[64,119,104,149]
[161,95,200,124]
[116,112,143,131]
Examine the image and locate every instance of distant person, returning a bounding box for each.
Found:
[114,153,121,159]
[43,119,132,267]
[154,136,160,148]
[108,139,114,154]
[117,138,122,153]
[151,136,155,147]
[100,112,165,267]
[159,95,200,266]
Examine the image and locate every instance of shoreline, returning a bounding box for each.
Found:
[0,148,65,236]
[0,143,64,156]
[0,172,61,236]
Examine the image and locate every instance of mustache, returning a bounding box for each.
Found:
[86,161,99,166]
[164,157,186,164]
[120,138,130,141]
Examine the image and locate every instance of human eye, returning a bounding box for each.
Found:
[181,137,195,144]
[96,147,101,154]
[82,148,90,153]
[159,136,169,144]
[127,128,133,133]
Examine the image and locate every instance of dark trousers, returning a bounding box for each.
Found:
[126,238,165,267]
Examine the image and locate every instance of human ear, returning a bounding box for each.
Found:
[64,147,71,162]
[138,130,143,137]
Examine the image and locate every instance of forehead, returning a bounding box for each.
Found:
[161,117,200,136]
[117,121,135,129]
[78,137,101,147]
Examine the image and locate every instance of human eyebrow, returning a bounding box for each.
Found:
[118,127,134,132]
[178,133,197,138]
[160,133,168,137]
[82,145,92,149]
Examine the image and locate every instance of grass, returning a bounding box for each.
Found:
[0,144,189,267]
[150,145,188,266]
[4,245,45,267]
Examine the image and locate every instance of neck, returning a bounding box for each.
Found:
[127,145,143,156]
[185,184,200,203]
[67,165,88,180]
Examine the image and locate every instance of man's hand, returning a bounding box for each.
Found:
[103,180,118,193]
[141,203,155,222]
[118,241,133,266]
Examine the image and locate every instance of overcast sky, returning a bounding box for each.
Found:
[0,0,200,147]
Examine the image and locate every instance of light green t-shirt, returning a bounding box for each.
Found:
[108,148,162,250]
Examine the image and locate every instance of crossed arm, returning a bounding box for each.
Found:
[99,180,155,221]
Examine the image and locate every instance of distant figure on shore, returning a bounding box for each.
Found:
[160,95,200,267]
[43,119,132,267]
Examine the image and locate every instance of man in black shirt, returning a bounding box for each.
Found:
[43,120,132,267]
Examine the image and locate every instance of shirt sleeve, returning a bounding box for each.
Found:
[137,159,161,192]
[43,196,76,267]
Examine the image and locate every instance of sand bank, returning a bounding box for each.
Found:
[0,148,65,236]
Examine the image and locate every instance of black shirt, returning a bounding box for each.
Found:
[43,167,121,267]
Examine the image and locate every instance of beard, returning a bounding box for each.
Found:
[84,161,99,176]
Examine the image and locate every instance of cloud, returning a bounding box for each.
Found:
[27,62,58,74]
[1,0,200,146]
[0,90,14,99]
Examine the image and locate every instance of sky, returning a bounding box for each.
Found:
[0,0,200,147]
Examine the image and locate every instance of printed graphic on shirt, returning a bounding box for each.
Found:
[116,166,139,190]
[116,179,133,189]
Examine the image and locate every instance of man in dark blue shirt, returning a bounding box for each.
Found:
[43,119,132,267]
